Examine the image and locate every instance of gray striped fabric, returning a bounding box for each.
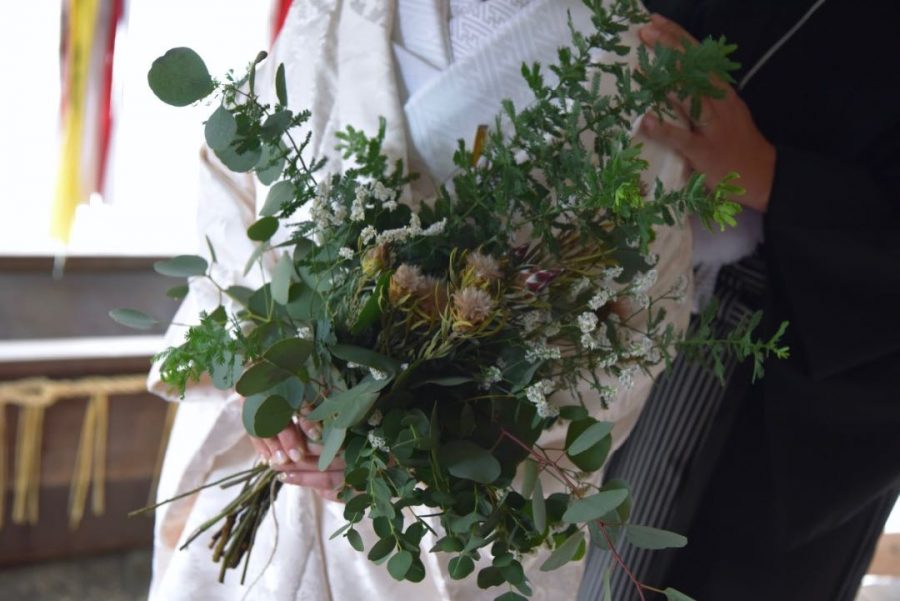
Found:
[579,256,767,601]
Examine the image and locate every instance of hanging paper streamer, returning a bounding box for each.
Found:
[271,0,293,44]
[52,0,123,243]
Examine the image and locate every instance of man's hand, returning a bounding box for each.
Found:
[246,402,344,501]
[639,13,776,213]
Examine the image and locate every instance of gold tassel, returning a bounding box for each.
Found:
[0,403,6,528]
[91,392,108,516]
[147,402,178,507]
[12,406,45,525]
[68,393,103,529]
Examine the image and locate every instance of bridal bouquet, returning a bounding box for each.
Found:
[116,2,787,599]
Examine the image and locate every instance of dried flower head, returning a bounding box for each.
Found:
[362,244,390,277]
[417,275,449,319]
[466,252,502,284]
[389,264,424,305]
[451,287,494,332]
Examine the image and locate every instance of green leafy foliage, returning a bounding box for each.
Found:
[154,255,209,278]
[147,47,214,106]
[109,308,158,330]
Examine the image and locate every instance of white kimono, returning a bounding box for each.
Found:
[147,1,693,600]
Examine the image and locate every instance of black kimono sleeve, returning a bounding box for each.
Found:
[763,133,900,380]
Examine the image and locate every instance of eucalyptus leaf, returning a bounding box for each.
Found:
[154,255,208,278]
[664,588,697,601]
[520,459,538,499]
[318,426,346,471]
[562,489,629,524]
[346,529,364,552]
[166,285,189,300]
[241,394,293,438]
[261,110,293,140]
[439,441,501,484]
[532,478,546,533]
[204,105,237,150]
[271,253,294,305]
[494,592,528,601]
[215,144,262,173]
[624,525,687,550]
[109,308,158,330]
[565,418,612,471]
[566,420,613,456]
[448,556,475,580]
[147,47,214,107]
[235,361,292,396]
[264,338,313,372]
[256,143,285,185]
[330,344,400,376]
[275,63,288,105]
[539,530,584,571]
[247,216,279,242]
[387,550,413,581]
[260,180,293,216]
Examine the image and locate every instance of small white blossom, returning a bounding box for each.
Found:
[632,292,650,309]
[525,380,559,418]
[346,361,362,369]
[588,289,612,310]
[525,340,562,363]
[369,367,389,381]
[598,384,618,403]
[632,269,658,293]
[367,431,388,452]
[422,218,446,236]
[544,323,561,337]
[360,225,377,245]
[569,277,591,300]
[383,199,399,212]
[367,410,383,427]
[618,365,639,390]
[601,266,623,283]
[513,148,529,165]
[578,312,599,334]
[338,247,354,260]
[644,253,659,266]
[480,366,503,391]
[372,181,391,202]
[521,310,547,334]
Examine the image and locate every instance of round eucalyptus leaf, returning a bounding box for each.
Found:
[165,285,189,299]
[235,361,292,396]
[109,308,158,330]
[256,144,286,185]
[387,550,413,581]
[439,441,501,484]
[241,394,293,438]
[147,47,215,107]
[204,105,237,150]
[154,255,208,277]
[215,144,261,173]
[247,216,279,242]
[448,556,475,580]
[260,109,293,140]
[275,63,288,106]
[260,180,293,216]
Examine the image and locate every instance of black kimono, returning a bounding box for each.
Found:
[581,1,900,599]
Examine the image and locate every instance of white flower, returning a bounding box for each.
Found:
[521,310,547,334]
[569,277,591,300]
[598,384,618,403]
[632,269,658,293]
[544,323,561,337]
[480,366,503,391]
[618,365,639,390]
[525,340,562,363]
[370,367,389,381]
[588,289,612,310]
[367,431,388,452]
[360,225,377,245]
[644,253,659,267]
[513,149,529,165]
[367,410,383,427]
[577,312,599,334]
[422,218,446,236]
[525,379,558,418]
[601,266,623,283]
[372,181,391,202]
[632,292,650,309]
[383,199,399,212]
[338,247,354,260]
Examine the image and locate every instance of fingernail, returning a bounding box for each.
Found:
[639,25,660,45]
[288,448,303,463]
[309,426,322,441]
[273,450,287,465]
[277,472,289,482]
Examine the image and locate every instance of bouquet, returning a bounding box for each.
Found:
[116,2,787,599]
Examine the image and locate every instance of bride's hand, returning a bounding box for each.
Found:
[244,402,345,501]
[637,13,776,213]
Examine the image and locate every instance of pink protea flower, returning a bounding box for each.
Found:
[451,287,494,332]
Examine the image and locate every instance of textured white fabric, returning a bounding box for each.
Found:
[147,1,692,599]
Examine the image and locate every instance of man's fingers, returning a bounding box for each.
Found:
[277,423,307,464]
[640,114,700,160]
